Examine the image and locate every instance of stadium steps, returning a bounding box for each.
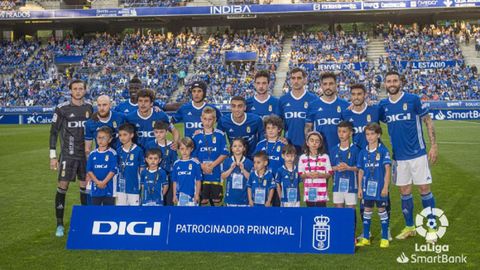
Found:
[21,1,45,10]
[92,0,120,8]
[367,38,388,69]
[28,0,60,9]
[188,0,226,6]
[169,42,208,102]
[272,37,292,97]
[459,42,480,68]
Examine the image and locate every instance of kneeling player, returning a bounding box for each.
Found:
[192,107,228,206]
[356,123,391,248]
[247,151,276,207]
[275,144,301,207]
[87,127,118,206]
[140,149,169,206]
[116,123,145,206]
[172,138,202,206]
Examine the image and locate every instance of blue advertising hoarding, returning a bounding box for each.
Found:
[67,206,355,254]
[0,0,478,21]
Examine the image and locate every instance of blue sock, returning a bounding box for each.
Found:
[379,210,389,240]
[401,194,414,227]
[421,192,436,229]
[363,210,372,240]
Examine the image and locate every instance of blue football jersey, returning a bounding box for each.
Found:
[274,165,301,203]
[331,143,360,193]
[254,139,285,175]
[192,129,229,183]
[144,140,178,173]
[342,105,380,149]
[126,109,172,150]
[223,156,253,205]
[246,95,280,118]
[247,170,276,206]
[173,102,222,138]
[308,97,349,155]
[379,92,429,160]
[84,111,125,149]
[357,143,392,201]
[171,158,202,198]
[115,100,166,115]
[217,113,264,158]
[116,144,145,194]
[279,91,319,147]
[86,148,117,197]
[140,168,168,206]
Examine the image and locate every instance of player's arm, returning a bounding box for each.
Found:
[85,140,93,157]
[221,161,236,180]
[247,187,254,207]
[422,114,438,164]
[276,183,282,202]
[382,164,391,198]
[162,183,169,196]
[357,169,364,199]
[169,124,180,149]
[172,181,178,204]
[266,187,274,207]
[304,122,313,137]
[194,180,201,204]
[88,171,101,186]
[49,107,62,170]
[163,102,182,112]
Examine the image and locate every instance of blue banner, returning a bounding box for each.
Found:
[297,62,368,71]
[225,51,257,61]
[55,55,84,64]
[429,109,480,120]
[0,1,478,21]
[66,206,355,254]
[0,114,20,124]
[397,60,460,70]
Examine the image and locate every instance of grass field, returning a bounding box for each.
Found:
[0,121,479,269]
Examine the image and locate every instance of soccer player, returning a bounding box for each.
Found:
[172,138,202,206]
[275,144,301,207]
[247,151,276,207]
[222,138,253,207]
[49,79,93,237]
[298,131,333,207]
[305,72,349,156]
[331,121,359,209]
[246,70,280,118]
[125,89,179,150]
[85,95,125,154]
[140,149,169,206]
[379,71,439,243]
[192,106,229,206]
[254,115,285,175]
[86,126,118,206]
[173,80,222,138]
[115,76,180,114]
[341,84,380,149]
[116,123,145,206]
[279,67,319,154]
[217,96,264,159]
[356,123,391,248]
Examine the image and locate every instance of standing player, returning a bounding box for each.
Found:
[218,96,264,159]
[173,81,222,138]
[115,76,180,114]
[246,70,280,118]
[192,107,229,206]
[342,84,380,149]
[49,79,93,237]
[85,95,125,154]
[305,72,349,156]
[279,67,319,154]
[379,71,439,243]
[126,89,180,150]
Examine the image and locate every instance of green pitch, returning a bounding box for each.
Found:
[0,121,479,269]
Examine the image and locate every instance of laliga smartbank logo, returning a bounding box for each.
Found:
[396,208,467,264]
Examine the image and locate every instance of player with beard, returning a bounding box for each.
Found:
[246,70,280,118]
[49,79,93,237]
[379,71,439,243]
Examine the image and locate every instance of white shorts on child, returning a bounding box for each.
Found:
[116,192,140,206]
[333,192,357,206]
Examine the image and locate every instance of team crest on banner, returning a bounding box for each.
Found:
[403,103,408,111]
[268,105,272,112]
[246,126,251,133]
[312,215,330,251]
[366,114,371,122]
[304,102,308,109]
